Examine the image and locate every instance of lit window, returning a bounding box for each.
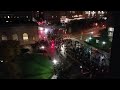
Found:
[6,21,9,22]
[108,27,114,32]
[85,11,90,16]
[98,11,101,14]
[52,16,54,18]
[12,34,18,40]
[108,32,113,37]
[33,37,35,40]
[37,11,39,12]
[91,11,96,16]
[72,11,75,13]
[101,11,104,14]
[26,16,28,18]
[17,16,19,18]
[4,16,6,18]
[23,33,29,41]
[2,35,7,40]
[8,16,10,18]
[41,12,43,14]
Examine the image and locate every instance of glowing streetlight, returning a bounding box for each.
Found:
[80,65,82,68]
[85,39,89,42]
[45,28,49,34]
[102,41,106,45]
[52,59,58,65]
[95,23,98,26]
[38,27,44,30]
[90,32,94,34]
[88,37,92,40]
[0,60,3,63]
[40,46,45,49]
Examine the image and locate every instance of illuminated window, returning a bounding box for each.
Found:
[8,16,10,18]
[17,16,19,18]
[26,16,28,18]
[98,11,101,14]
[101,11,104,14]
[2,35,7,40]
[72,11,75,13]
[52,16,54,18]
[33,37,35,40]
[12,34,18,40]
[108,27,114,32]
[4,16,6,18]
[108,32,113,37]
[23,33,29,41]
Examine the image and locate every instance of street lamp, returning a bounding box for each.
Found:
[88,37,92,40]
[45,28,49,34]
[90,32,94,34]
[102,41,106,45]
[85,39,89,42]
[52,59,58,65]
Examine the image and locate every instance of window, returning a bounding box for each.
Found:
[26,16,28,18]
[2,35,7,40]
[23,33,29,41]
[72,11,75,13]
[8,16,10,18]
[12,34,18,40]
[52,16,54,18]
[33,37,35,40]
[108,32,113,37]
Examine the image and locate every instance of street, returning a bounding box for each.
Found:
[52,38,110,79]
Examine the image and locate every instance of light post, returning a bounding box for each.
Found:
[102,41,106,45]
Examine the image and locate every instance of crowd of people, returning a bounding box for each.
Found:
[56,39,110,79]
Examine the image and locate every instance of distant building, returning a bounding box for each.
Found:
[0,24,39,45]
[0,11,45,24]
[43,11,107,24]
[0,11,34,24]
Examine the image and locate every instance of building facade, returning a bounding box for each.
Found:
[0,24,39,45]
[0,11,33,24]
[43,11,107,24]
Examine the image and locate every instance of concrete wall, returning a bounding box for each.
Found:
[0,24,39,45]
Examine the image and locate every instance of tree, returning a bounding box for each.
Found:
[0,40,21,79]
[99,28,109,41]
